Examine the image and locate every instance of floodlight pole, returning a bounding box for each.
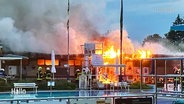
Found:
[119,0,123,82]
[67,0,70,81]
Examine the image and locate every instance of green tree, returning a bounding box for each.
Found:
[173,14,184,25]
[165,14,184,51]
[142,34,163,45]
[165,14,184,44]
[165,30,184,44]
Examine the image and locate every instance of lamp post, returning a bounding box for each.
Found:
[119,0,123,82]
[67,0,70,81]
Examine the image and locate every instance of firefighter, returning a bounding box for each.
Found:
[37,66,43,81]
[45,67,51,80]
[75,69,81,87]
[0,68,6,77]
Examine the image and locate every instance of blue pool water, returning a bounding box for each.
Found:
[0,90,127,100]
[0,90,175,104]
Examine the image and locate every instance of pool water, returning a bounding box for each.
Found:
[0,90,127,100]
[36,91,79,98]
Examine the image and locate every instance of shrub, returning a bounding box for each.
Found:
[36,79,76,90]
[36,80,48,90]
[54,80,76,90]
[0,78,76,92]
[0,79,12,92]
[129,81,151,89]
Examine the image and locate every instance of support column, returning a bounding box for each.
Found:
[180,59,183,92]
[140,59,142,92]
[20,59,22,80]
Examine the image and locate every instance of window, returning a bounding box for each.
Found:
[45,59,59,65]
[69,60,74,66]
[37,59,44,65]
[75,60,81,66]
[37,59,59,66]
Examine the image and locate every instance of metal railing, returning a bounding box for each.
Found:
[0,94,154,104]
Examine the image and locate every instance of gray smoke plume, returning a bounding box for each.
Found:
[0,0,104,54]
[1,0,183,56]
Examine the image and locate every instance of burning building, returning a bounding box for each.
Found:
[0,28,182,85]
[1,1,184,91]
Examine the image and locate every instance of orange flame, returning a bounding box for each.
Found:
[94,30,152,84]
[133,50,152,59]
[104,46,118,59]
[97,45,152,84]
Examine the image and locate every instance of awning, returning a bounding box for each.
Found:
[0,54,28,60]
[0,54,29,80]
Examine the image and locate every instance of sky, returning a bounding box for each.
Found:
[104,0,184,42]
[0,0,184,54]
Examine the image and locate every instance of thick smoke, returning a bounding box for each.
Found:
[134,40,184,56]
[104,29,184,56]
[1,0,182,56]
[104,30,134,54]
[140,42,174,55]
[0,0,104,54]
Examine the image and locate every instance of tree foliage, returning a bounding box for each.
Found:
[165,14,184,44]
[165,30,184,44]
[165,14,184,51]
[142,34,162,45]
[142,14,184,51]
[173,14,184,25]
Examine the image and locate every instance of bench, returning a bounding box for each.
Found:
[13,83,38,94]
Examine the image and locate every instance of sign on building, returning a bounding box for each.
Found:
[8,66,17,76]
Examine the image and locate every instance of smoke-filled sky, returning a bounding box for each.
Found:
[0,0,184,55]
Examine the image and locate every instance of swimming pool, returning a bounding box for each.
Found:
[0,90,129,100]
[0,90,155,104]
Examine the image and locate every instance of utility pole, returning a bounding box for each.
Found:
[67,0,70,81]
[119,0,123,82]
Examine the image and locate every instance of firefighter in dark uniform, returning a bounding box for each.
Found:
[37,66,43,81]
[75,69,81,87]
[45,67,51,80]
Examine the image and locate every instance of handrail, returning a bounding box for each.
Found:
[0,94,154,104]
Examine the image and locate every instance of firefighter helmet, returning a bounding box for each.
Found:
[38,66,42,71]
